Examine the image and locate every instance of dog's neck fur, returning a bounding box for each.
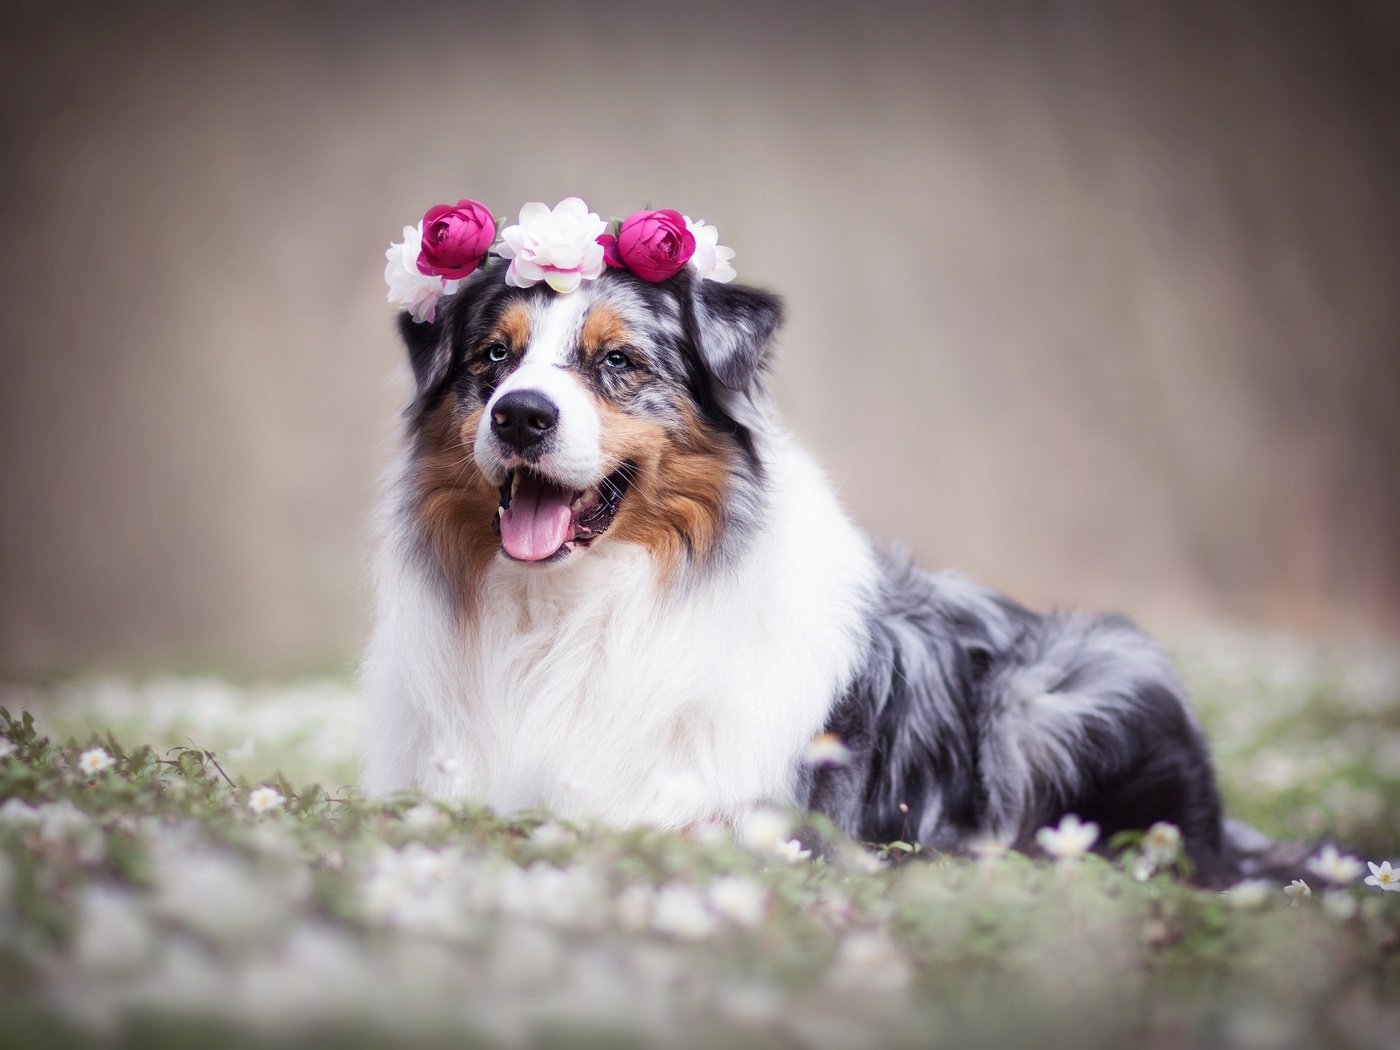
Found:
[361,430,878,829]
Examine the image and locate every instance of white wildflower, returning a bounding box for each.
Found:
[71,886,153,974]
[1305,844,1366,885]
[717,982,784,1024]
[361,843,464,933]
[1284,879,1312,906]
[1323,892,1358,921]
[1364,860,1400,892]
[0,738,15,760]
[773,838,812,863]
[528,821,573,848]
[496,863,605,928]
[1142,822,1183,867]
[1035,813,1099,861]
[156,846,302,942]
[707,876,767,927]
[613,884,655,931]
[38,800,105,863]
[1131,855,1157,882]
[0,797,40,826]
[401,803,449,834]
[739,806,791,852]
[247,785,286,815]
[652,884,718,939]
[830,930,912,994]
[77,747,115,776]
[1223,879,1274,911]
[802,732,852,767]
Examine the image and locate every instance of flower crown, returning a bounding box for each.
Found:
[385,197,737,324]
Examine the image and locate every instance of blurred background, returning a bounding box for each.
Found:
[2,0,1397,679]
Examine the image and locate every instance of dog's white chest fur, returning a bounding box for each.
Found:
[361,439,875,829]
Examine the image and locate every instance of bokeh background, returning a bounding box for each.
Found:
[2,0,1397,679]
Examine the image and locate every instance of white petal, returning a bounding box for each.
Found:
[544,269,582,293]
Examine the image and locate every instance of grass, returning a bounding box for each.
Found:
[0,632,1397,1049]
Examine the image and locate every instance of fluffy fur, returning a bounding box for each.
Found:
[362,265,1261,885]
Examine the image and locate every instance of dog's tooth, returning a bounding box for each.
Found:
[510,472,520,501]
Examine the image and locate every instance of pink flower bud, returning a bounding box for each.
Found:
[417,199,495,279]
[613,209,696,283]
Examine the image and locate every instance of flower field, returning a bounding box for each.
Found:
[1,632,1397,1049]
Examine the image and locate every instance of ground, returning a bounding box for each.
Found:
[1,631,1397,1050]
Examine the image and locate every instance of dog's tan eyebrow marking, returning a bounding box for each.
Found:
[493,302,532,348]
[580,304,628,360]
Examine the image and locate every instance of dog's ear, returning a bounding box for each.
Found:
[685,275,784,391]
[397,308,452,408]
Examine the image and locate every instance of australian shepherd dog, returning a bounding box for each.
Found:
[362,265,1271,886]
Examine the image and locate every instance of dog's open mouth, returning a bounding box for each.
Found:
[493,464,633,563]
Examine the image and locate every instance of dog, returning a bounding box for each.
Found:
[362,261,1265,886]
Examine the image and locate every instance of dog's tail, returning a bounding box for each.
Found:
[1220,818,1318,884]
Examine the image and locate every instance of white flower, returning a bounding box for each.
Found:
[830,930,912,994]
[773,838,812,863]
[707,877,767,927]
[613,884,655,931]
[0,738,15,760]
[71,886,153,974]
[33,801,105,863]
[802,732,852,767]
[77,747,115,776]
[1322,892,1358,921]
[497,198,607,293]
[1284,878,1312,906]
[1131,855,1156,882]
[1364,860,1400,892]
[528,821,573,848]
[156,846,302,943]
[360,843,465,932]
[683,216,737,283]
[739,806,791,852]
[247,785,286,815]
[401,803,449,834]
[385,223,461,323]
[651,884,717,939]
[1305,844,1366,885]
[1223,879,1274,911]
[1035,813,1099,861]
[1142,822,1183,867]
[0,797,40,826]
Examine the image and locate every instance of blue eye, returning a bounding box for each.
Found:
[485,343,508,363]
[604,350,632,369]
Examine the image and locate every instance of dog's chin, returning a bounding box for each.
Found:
[490,463,634,565]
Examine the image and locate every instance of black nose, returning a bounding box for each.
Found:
[490,389,559,452]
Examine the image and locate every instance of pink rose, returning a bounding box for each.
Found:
[417,199,495,279]
[611,209,696,282]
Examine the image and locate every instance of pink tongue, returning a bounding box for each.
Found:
[500,475,574,562]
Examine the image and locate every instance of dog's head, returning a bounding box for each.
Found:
[397,267,782,586]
